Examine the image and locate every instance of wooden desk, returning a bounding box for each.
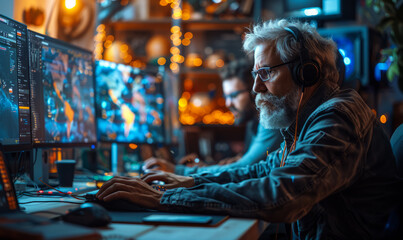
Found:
[19,195,260,240]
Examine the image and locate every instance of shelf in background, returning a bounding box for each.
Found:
[106,18,253,32]
[107,19,172,31]
[182,18,252,31]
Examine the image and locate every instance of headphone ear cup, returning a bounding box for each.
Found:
[299,60,320,87]
[289,62,303,86]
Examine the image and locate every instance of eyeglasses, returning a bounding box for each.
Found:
[223,89,248,100]
[251,61,295,82]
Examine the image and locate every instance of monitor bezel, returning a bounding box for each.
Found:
[94,60,166,145]
[0,14,32,152]
[28,29,98,148]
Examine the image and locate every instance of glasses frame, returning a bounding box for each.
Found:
[251,61,295,82]
[223,89,249,100]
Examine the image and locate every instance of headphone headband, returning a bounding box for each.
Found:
[284,26,320,90]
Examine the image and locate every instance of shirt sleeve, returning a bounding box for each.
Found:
[161,110,366,222]
[175,125,283,176]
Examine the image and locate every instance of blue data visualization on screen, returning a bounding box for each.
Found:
[95,60,165,144]
[28,30,97,146]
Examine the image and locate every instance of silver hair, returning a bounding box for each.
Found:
[243,19,339,86]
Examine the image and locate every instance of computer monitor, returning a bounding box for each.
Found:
[0,15,31,151]
[95,60,165,144]
[318,26,375,88]
[28,30,97,147]
[283,0,355,21]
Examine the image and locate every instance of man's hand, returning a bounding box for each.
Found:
[142,172,195,189]
[143,157,175,173]
[96,176,165,210]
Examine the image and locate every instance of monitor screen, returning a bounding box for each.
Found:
[0,15,31,150]
[95,60,165,144]
[283,0,348,20]
[28,30,97,146]
[318,26,370,88]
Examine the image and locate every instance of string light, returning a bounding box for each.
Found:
[165,0,232,125]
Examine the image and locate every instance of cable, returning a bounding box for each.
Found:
[279,90,304,167]
[38,178,86,200]
[33,148,38,166]
[13,151,24,183]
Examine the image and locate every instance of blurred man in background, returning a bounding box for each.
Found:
[143,59,283,175]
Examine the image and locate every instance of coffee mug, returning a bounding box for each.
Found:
[56,160,76,187]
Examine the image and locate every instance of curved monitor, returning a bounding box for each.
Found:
[0,15,31,152]
[95,60,165,144]
[28,30,97,147]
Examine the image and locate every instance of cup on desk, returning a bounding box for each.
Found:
[56,160,76,187]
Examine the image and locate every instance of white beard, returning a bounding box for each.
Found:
[255,88,300,129]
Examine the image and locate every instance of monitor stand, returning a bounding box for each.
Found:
[32,148,49,186]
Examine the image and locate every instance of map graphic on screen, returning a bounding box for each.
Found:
[29,30,97,145]
[95,60,164,144]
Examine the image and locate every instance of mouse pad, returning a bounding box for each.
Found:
[108,211,228,227]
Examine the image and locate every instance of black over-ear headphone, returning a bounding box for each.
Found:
[284,26,320,89]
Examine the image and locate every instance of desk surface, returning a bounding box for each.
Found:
[19,194,260,240]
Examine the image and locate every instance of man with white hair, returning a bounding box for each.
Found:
[96,19,402,239]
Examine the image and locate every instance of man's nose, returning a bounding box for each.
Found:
[252,75,267,94]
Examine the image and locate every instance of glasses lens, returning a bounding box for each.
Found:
[258,68,270,81]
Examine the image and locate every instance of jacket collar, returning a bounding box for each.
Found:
[280,82,339,141]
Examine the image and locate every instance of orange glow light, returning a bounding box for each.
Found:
[170,47,180,55]
[160,0,168,6]
[178,98,188,108]
[171,26,180,33]
[157,57,166,65]
[182,12,191,20]
[170,62,179,71]
[182,38,191,46]
[173,39,181,46]
[178,55,185,63]
[380,114,387,124]
[216,59,225,68]
[120,44,128,52]
[65,0,76,10]
[97,24,105,32]
[184,32,193,39]
[194,58,202,67]
[182,91,191,99]
[129,143,138,150]
[184,79,193,91]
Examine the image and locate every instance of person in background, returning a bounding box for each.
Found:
[143,59,283,175]
[97,19,402,239]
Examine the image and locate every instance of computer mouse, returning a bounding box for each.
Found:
[62,203,111,227]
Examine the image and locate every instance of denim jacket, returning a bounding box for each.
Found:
[161,83,403,239]
[175,123,283,176]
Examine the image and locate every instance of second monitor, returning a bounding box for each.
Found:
[95,60,165,144]
[28,30,97,147]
